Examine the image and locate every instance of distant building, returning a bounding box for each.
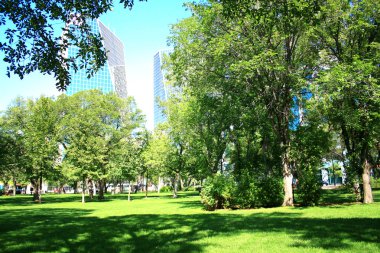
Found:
[153,50,171,128]
[65,19,127,98]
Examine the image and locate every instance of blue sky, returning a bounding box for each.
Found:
[0,0,193,130]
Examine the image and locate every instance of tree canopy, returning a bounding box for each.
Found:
[0,0,146,90]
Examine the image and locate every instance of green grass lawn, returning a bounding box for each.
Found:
[0,189,379,253]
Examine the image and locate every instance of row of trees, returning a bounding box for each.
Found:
[0,90,145,203]
[148,0,379,208]
[0,0,378,209]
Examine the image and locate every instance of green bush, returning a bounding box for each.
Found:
[297,169,322,206]
[256,176,284,207]
[183,186,194,191]
[234,172,259,208]
[200,173,235,211]
[370,177,380,188]
[159,186,173,193]
[201,172,284,210]
[234,173,283,208]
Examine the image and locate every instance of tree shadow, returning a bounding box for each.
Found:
[0,207,379,253]
[169,199,204,209]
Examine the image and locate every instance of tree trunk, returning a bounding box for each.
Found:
[158,177,162,194]
[82,177,86,203]
[128,181,131,201]
[93,180,97,197]
[38,174,42,203]
[12,177,16,196]
[33,185,39,201]
[362,159,373,203]
[98,180,105,200]
[73,181,78,194]
[31,179,39,201]
[88,179,94,199]
[173,173,179,198]
[4,182,9,196]
[180,177,184,191]
[145,171,148,198]
[331,160,336,186]
[282,151,293,206]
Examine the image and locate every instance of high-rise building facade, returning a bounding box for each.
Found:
[153,50,170,128]
[65,19,127,98]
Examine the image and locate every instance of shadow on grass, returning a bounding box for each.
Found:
[169,199,204,209]
[0,207,379,253]
[318,188,380,205]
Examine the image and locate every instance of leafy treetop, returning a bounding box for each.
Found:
[0,0,146,91]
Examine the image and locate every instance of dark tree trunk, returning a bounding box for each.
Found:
[145,172,148,198]
[331,160,336,186]
[88,179,94,200]
[73,181,78,194]
[32,179,39,202]
[38,174,42,203]
[98,180,105,200]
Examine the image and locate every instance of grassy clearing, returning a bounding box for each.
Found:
[0,190,379,253]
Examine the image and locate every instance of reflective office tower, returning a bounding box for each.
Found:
[66,19,127,98]
[153,50,171,128]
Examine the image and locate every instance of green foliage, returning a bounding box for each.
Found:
[256,176,284,208]
[234,171,283,209]
[310,0,380,202]
[167,0,328,206]
[233,172,259,209]
[159,186,173,193]
[297,168,322,206]
[200,173,235,211]
[0,0,146,90]
[290,123,330,206]
[59,90,145,200]
[1,91,145,201]
[201,172,283,210]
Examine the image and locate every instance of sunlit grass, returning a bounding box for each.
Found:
[0,190,379,252]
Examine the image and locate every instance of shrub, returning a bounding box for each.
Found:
[201,171,284,210]
[256,176,283,207]
[200,173,235,211]
[297,168,322,206]
[233,172,259,208]
[159,185,173,193]
[234,172,283,208]
[183,186,195,192]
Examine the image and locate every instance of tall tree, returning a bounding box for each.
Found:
[0,98,29,196]
[24,96,61,202]
[169,1,320,206]
[312,0,380,203]
[60,90,144,202]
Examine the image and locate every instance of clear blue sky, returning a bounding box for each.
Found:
[0,0,194,130]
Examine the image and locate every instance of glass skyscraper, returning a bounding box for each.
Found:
[65,19,127,98]
[153,50,170,128]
